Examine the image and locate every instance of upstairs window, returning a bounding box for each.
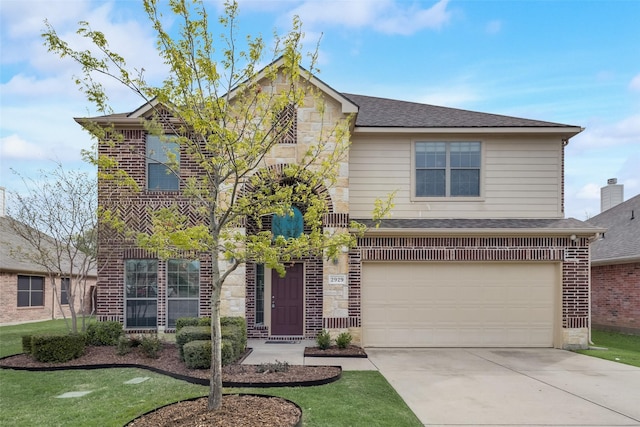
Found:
[146,134,179,191]
[415,142,481,197]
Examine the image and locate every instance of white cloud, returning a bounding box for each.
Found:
[576,183,600,200]
[485,20,502,34]
[570,113,640,151]
[287,0,451,35]
[0,134,47,160]
[629,73,640,92]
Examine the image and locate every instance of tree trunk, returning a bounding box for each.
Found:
[208,250,224,410]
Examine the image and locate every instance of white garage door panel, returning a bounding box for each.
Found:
[362,263,556,347]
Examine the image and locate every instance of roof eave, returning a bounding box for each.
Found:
[361,226,605,237]
[353,126,584,137]
[591,255,640,266]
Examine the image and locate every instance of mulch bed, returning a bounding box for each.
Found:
[0,343,341,387]
[304,344,368,358]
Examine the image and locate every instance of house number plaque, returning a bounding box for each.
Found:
[328,274,347,285]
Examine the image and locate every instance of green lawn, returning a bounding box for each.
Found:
[575,329,640,367]
[0,318,96,358]
[0,320,421,426]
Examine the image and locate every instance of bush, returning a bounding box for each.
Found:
[255,360,289,373]
[86,321,123,346]
[221,338,236,366]
[316,329,331,349]
[336,332,353,349]
[176,317,211,331]
[21,335,33,354]
[183,340,211,369]
[140,335,162,359]
[176,326,210,360]
[116,335,133,355]
[31,334,86,363]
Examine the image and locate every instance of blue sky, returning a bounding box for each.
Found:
[1,0,638,219]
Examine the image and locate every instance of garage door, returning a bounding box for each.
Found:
[362,262,557,347]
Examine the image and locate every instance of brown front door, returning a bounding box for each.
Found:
[271,263,304,336]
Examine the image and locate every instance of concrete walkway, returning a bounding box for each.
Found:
[243,341,640,426]
[367,348,640,426]
[243,339,377,370]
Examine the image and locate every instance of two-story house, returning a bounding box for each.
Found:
[81,60,602,349]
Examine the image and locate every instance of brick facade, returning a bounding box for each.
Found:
[0,272,95,325]
[591,262,640,334]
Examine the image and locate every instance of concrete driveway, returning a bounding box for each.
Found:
[367,348,640,426]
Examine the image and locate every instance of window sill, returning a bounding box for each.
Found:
[411,197,485,203]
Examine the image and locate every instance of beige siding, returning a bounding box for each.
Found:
[349,134,563,219]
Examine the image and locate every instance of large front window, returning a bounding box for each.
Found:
[17,275,44,307]
[125,260,157,328]
[415,141,481,197]
[167,259,200,328]
[146,134,179,191]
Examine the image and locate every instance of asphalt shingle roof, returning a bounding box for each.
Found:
[0,216,96,275]
[341,93,579,129]
[587,194,640,262]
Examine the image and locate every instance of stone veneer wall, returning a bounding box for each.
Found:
[342,235,591,348]
[591,262,640,335]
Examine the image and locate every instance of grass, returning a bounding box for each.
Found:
[232,371,422,426]
[0,317,96,358]
[0,320,422,426]
[575,329,640,367]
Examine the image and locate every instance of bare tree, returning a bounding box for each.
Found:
[8,164,97,332]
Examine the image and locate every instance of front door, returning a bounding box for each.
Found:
[271,263,304,335]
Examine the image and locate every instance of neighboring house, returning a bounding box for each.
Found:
[588,193,640,335]
[80,60,603,349]
[0,189,96,325]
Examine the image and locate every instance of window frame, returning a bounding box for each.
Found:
[146,134,180,191]
[166,259,200,329]
[411,140,484,200]
[59,277,70,305]
[124,259,158,329]
[17,275,45,308]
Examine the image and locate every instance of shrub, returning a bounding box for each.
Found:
[176,317,211,331]
[116,335,133,355]
[86,321,123,346]
[316,329,331,350]
[140,335,163,359]
[221,338,236,366]
[176,326,210,360]
[255,360,290,373]
[183,340,211,369]
[21,335,33,354]
[31,334,85,363]
[336,332,353,349]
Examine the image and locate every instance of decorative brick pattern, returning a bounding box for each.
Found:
[591,262,640,334]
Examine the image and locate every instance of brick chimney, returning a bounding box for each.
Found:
[600,178,624,212]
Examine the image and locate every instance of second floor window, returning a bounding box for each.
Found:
[146,134,179,191]
[415,141,481,197]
